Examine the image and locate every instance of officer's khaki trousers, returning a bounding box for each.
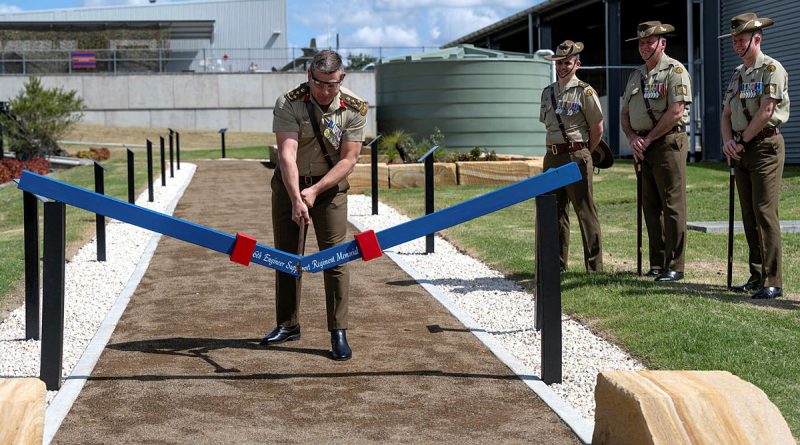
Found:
[734,134,784,288]
[641,133,687,272]
[543,147,603,272]
[271,172,349,331]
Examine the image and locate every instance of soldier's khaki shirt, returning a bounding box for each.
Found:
[723,52,789,132]
[273,84,367,176]
[622,53,692,131]
[539,76,603,145]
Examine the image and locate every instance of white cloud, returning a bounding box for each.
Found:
[0,4,22,13]
[348,25,422,47]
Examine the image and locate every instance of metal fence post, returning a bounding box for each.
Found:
[168,129,175,178]
[159,136,166,186]
[94,162,107,261]
[127,148,135,204]
[219,128,227,158]
[40,200,66,391]
[535,193,562,384]
[368,135,382,215]
[419,145,440,254]
[23,191,40,340]
[176,131,181,170]
[146,139,154,202]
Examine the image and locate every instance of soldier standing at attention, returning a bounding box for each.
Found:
[721,13,789,299]
[262,50,367,360]
[621,21,692,282]
[540,40,607,272]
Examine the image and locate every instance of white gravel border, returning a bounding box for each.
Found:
[347,195,646,444]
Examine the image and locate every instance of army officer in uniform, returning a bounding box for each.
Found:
[621,21,692,282]
[540,40,606,272]
[721,13,789,299]
[262,50,367,359]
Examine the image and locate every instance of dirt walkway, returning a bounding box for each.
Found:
[52,160,578,444]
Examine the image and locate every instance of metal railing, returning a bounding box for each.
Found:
[0,46,437,75]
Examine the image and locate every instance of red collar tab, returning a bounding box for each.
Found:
[339,99,346,109]
[303,94,310,103]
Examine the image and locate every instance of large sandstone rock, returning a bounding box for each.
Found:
[349,162,389,192]
[0,378,45,445]
[388,163,457,189]
[593,370,794,445]
[456,160,535,185]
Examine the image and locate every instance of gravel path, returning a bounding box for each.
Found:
[0,164,197,404]
[1,165,642,429]
[346,195,645,422]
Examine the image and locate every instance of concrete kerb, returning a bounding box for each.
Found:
[42,164,197,444]
[347,217,595,445]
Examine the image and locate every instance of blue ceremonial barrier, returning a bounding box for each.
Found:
[17,171,302,276]
[302,162,581,273]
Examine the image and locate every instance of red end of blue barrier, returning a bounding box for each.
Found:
[230,232,257,266]
[354,230,382,261]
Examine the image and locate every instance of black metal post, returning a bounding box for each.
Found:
[536,193,562,384]
[168,129,174,178]
[176,131,181,170]
[370,137,379,215]
[94,162,106,262]
[425,155,435,253]
[221,130,227,158]
[23,191,39,340]
[40,200,66,391]
[146,139,154,202]
[0,124,4,159]
[159,136,166,187]
[127,149,135,204]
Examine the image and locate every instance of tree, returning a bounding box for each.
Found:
[0,76,85,159]
[347,53,378,70]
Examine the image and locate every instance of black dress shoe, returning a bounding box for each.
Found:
[730,281,760,293]
[330,330,352,361]
[644,268,663,277]
[260,324,300,345]
[655,270,684,282]
[752,287,783,299]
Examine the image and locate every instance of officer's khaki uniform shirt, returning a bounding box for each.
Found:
[723,52,789,131]
[273,84,367,176]
[540,76,604,145]
[622,53,692,131]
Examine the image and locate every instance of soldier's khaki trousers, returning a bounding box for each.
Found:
[543,147,603,272]
[271,172,350,331]
[641,133,687,272]
[734,134,784,288]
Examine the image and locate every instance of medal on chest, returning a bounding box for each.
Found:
[644,82,666,99]
[322,117,343,150]
[739,82,763,99]
[556,99,580,116]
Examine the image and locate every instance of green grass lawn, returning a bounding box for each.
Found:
[0,145,269,310]
[370,160,800,436]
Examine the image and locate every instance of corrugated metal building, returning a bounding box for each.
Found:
[445,0,800,164]
[0,0,287,73]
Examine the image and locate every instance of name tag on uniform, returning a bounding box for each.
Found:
[556,100,580,116]
[323,118,343,149]
[644,82,666,99]
[739,82,763,99]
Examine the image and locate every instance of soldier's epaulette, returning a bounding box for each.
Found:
[576,81,594,96]
[577,81,589,88]
[285,83,309,102]
[341,92,368,116]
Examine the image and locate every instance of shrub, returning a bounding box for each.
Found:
[75,147,110,161]
[0,158,50,184]
[0,76,85,160]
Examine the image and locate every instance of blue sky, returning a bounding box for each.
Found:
[0,0,534,50]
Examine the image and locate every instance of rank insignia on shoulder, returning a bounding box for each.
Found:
[767,64,777,73]
[578,81,589,88]
[341,93,369,116]
[285,84,309,102]
[674,66,684,74]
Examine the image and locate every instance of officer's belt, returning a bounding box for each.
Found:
[635,126,686,138]
[299,175,325,187]
[736,126,780,146]
[549,141,587,155]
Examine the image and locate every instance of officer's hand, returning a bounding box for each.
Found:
[722,139,742,162]
[300,188,318,210]
[292,200,311,226]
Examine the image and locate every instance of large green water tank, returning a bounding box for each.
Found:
[377,45,551,156]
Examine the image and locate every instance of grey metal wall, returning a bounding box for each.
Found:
[377,48,550,156]
[0,0,287,73]
[721,0,800,164]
